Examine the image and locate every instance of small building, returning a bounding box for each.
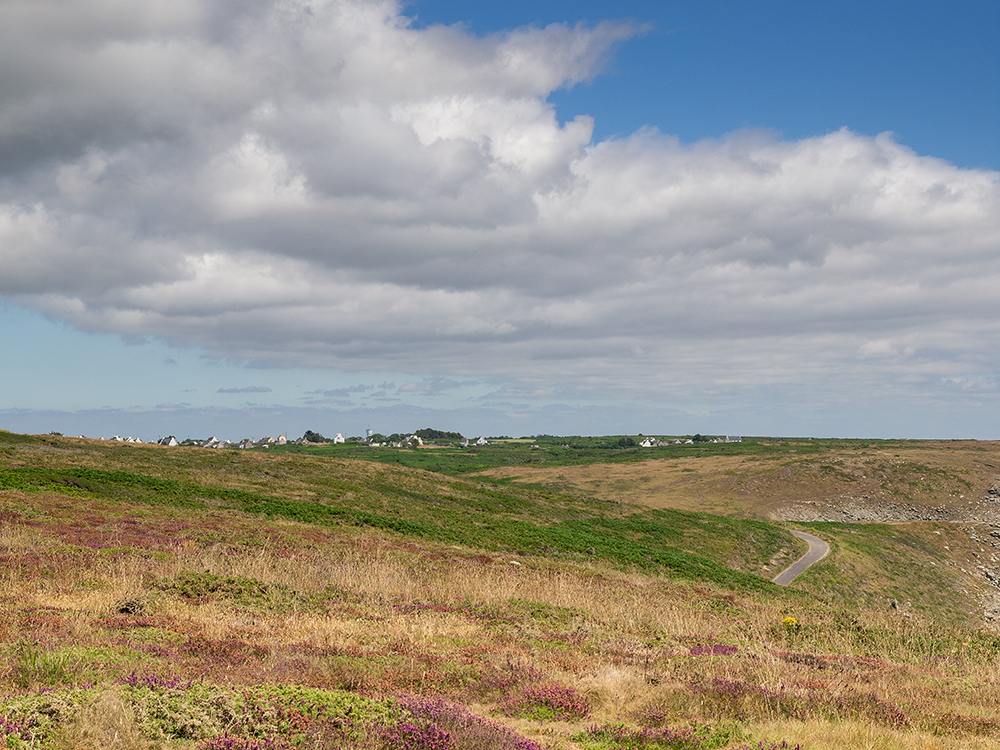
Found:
[333,433,345,444]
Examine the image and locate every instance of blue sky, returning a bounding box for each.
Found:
[411,0,999,170]
[0,0,998,441]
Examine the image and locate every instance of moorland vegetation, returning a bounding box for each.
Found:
[3,430,1000,749]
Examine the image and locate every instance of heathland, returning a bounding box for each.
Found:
[3,430,1000,749]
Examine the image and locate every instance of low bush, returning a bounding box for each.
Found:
[500,682,590,722]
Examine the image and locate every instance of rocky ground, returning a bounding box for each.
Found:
[775,485,1000,524]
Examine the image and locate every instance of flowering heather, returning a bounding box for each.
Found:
[0,715,44,748]
[687,678,798,722]
[829,691,908,729]
[580,723,703,749]
[201,734,290,750]
[468,657,545,701]
[733,743,801,750]
[373,719,454,750]
[395,694,547,750]
[687,678,908,728]
[501,681,591,722]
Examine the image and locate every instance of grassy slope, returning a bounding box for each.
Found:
[4,431,1000,749]
[0,432,799,589]
[471,438,1000,624]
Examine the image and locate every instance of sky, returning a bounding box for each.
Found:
[1,0,998,442]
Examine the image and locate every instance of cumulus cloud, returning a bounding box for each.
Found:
[1,0,998,413]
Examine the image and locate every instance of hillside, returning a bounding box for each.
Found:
[3,431,1000,749]
[476,439,1000,623]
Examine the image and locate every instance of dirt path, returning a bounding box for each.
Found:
[773,530,830,586]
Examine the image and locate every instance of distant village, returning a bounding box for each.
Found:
[97,430,407,450]
[90,431,742,449]
[636,436,742,447]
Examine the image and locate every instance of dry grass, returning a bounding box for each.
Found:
[5,495,1000,749]
[47,688,153,750]
[6,436,1000,748]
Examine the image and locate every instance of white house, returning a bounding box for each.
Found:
[333,433,345,444]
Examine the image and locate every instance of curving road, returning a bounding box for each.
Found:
[773,530,830,586]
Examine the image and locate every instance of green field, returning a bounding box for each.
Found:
[273,434,912,476]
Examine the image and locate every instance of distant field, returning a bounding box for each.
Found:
[274,435,878,477]
[473,439,1000,521]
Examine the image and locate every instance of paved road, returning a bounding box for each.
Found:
[772,530,830,586]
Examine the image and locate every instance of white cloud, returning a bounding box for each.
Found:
[0,0,999,422]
